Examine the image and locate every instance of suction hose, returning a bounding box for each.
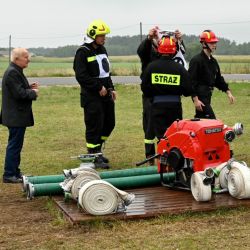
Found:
[23,165,158,191]
[27,172,175,199]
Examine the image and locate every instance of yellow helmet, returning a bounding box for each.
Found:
[87,19,111,40]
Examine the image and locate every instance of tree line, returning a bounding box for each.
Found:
[3,34,249,60]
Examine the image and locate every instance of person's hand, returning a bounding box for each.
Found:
[99,86,107,96]
[226,90,235,104]
[111,91,117,101]
[174,29,183,42]
[30,82,39,89]
[33,88,39,96]
[148,26,159,40]
[193,96,205,111]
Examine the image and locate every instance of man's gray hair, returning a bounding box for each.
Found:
[11,48,29,62]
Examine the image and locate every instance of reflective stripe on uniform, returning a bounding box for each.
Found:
[101,136,108,141]
[144,139,155,144]
[152,73,180,85]
[86,143,101,148]
[87,56,96,62]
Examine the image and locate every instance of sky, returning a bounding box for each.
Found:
[0,0,250,48]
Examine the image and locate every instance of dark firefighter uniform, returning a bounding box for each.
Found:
[137,36,186,158]
[141,56,192,139]
[189,50,230,119]
[73,43,115,153]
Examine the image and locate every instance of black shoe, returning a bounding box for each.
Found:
[94,156,110,169]
[3,176,22,184]
[100,155,109,163]
[16,172,23,179]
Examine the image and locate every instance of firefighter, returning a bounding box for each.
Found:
[141,36,193,140]
[189,30,235,119]
[137,27,185,164]
[73,19,116,169]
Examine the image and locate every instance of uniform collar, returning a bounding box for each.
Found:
[201,50,214,61]
[160,55,173,61]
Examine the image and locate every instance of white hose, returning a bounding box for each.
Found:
[219,165,230,189]
[191,172,212,202]
[63,164,97,178]
[228,161,250,199]
[71,171,101,200]
[78,180,135,215]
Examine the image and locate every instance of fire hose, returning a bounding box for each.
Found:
[78,180,135,215]
[191,172,212,202]
[191,160,250,202]
[227,161,250,199]
[69,171,101,200]
[22,165,159,192]
[60,168,135,215]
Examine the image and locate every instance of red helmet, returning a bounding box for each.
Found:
[157,37,176,54]
[200,30,219,43]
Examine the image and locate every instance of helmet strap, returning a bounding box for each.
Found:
[202,42,213,54]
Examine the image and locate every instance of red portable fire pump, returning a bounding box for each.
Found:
[140,118,249,201]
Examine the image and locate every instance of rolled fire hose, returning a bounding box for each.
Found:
[219,165,230,189]
[191,172,212,202]
[209,162,229,190]
[70,171,101,200]
[78,179,135,215]
[23,165,158,191]
[227,161,250,199]
[63,163,98,178]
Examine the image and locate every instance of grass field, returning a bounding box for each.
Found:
[0,83,250,249]
[1,55,250,77]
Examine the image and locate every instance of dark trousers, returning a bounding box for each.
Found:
[83,95,115,146]
[195,94,216,119]
[152,102,182,140]
[3,127,26,178]
[142,95,155,157]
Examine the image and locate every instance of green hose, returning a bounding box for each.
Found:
[23,166,158,191]
[27,172,175,199]
[106,172,175,189]
[100,166,158,179]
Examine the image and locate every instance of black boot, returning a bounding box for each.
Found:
[94,156,110,169]
[87,147,110,169]
[99,143,109,163]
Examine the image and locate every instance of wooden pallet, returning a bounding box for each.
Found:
[53,186,250,224]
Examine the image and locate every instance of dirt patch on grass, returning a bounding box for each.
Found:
[1,182,250,250]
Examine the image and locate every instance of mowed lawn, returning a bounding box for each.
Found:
[0,83,250,249]
[1,55,250,77]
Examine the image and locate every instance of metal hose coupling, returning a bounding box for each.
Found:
[203,168,214,185]
[233,123,243,136]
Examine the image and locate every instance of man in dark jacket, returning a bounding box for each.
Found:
[0,48,39,183]
[73,19,116,169]
[141,36,193,140]
[137,27,185,164]
[189,30,235,119]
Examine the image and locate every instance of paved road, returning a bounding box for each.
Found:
[1,74,250,86]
